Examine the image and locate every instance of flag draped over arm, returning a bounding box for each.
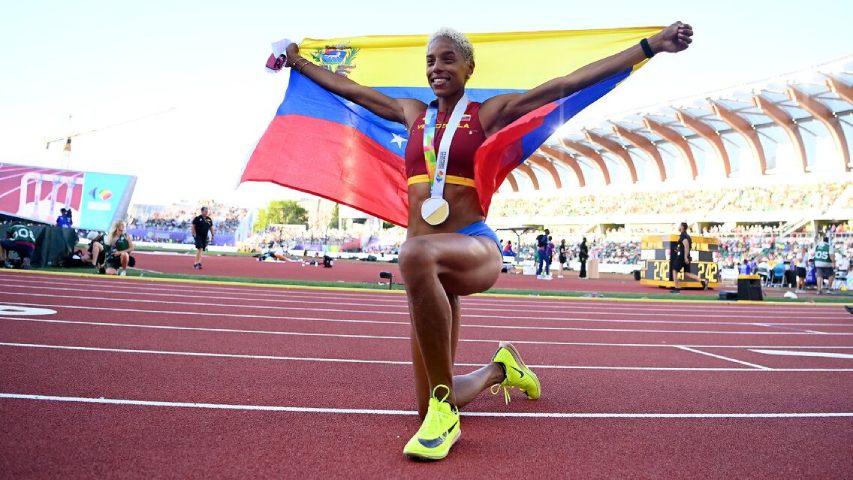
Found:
[240,26,662,227]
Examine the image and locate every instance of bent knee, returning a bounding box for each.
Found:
[398,238,437,279]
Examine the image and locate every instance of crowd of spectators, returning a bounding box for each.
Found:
[726,183,846,213]
[238,225,406,256]
[489,181,850,219]
[128,201,248,235]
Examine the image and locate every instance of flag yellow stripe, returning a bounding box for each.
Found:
[299,27,663,89]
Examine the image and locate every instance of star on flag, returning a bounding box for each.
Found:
[390,133,407,149]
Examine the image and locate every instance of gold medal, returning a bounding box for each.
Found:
[421,197,450,226]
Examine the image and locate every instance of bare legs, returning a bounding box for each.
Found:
[672,266,703,289]
[105,252,130,275]
[91,242,102,267]
[398,233,503,418]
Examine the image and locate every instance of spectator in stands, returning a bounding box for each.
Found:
[1,224,36,269]
[578,237,589,279]
[56,208,73,228]
[105,221,135,276]
[671,222,707,292]
[87,231,105,273]
[814,235,835,294]
[191,206,214,270]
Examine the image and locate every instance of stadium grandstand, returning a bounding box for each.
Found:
[487,56,851,266]
[126,201,251,246]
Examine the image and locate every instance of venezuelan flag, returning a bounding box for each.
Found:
[241,26,663,227]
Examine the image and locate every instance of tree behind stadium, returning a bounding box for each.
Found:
[253,200,308,232]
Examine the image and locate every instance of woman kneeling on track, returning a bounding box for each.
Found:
[283,21,693,460]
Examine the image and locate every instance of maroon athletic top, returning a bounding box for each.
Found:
[405,102,485,188]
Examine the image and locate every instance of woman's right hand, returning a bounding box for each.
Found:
[285,43,301,65]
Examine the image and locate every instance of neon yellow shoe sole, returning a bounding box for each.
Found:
[492,341,541,401]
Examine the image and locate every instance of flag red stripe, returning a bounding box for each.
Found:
[241,115,409,226]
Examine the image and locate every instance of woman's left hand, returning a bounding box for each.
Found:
[652,21,693,54]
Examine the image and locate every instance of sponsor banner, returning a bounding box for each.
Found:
[0,163,136,231]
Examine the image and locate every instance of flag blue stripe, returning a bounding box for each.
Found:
[518,68,631,159]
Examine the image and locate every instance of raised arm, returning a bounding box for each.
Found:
[284,44,425,128]
[480,22,693,135]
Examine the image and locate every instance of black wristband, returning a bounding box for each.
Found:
[640,38,654,58]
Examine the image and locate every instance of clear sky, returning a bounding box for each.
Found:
[1,0,850,206]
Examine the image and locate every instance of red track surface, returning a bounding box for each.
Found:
[134,251,827,299]
[2,268,852,478]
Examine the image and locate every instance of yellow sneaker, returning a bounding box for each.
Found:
[491,342,541,403]
[403,385,461,461]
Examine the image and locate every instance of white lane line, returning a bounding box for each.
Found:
[676,346,771,370]
[3,342,853,372]
[2,393,852,418]
[3,277,846,318]
[750,350,853,359]
[5,316,853,350]
[2,301,849,336]
[2,283,846,321]
[0,342,411,366]
[756,323,829,335]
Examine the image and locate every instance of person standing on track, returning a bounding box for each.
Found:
[282,21,693,460]
[535,228,550,278]
[670,222,706,292]
[558,238,568,275]
[191,206,215,270]
[578,236,589,279]
[813,235,835,295]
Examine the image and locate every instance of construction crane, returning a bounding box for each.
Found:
[44,108,175,169]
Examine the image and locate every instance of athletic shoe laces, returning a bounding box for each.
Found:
[489,383,512,405]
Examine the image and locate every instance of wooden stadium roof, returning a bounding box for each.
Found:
[504,56,853,193]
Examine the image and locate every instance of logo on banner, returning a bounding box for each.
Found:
[87,186,113,211]
[311,44,359,77]
[90,187,113,201]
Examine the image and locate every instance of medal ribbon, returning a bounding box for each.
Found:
[422,94,469,199]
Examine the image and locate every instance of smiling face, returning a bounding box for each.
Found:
[426,37,474,98]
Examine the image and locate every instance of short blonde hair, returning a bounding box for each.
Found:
[428,27,474,64]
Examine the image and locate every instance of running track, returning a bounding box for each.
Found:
[1,271,851,478]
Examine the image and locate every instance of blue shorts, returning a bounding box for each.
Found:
[456,220,501,253]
